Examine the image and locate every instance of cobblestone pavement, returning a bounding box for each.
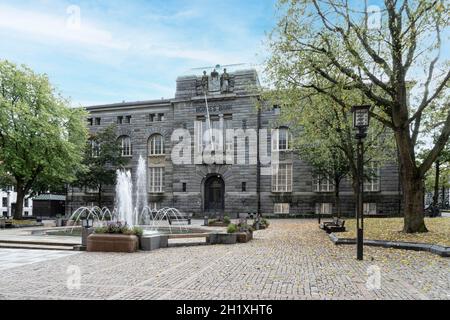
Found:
[0,220,448,300]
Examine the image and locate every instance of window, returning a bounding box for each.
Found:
[95,118,101,125]
[242,119,247,129]
[125,115,132,124]
[24,199,30,208]
[242,182,247,192]
[90,140,100,158]
[2,197,7,207]
[316,203,333,215]
[363,203,377,215]
[149,113,164,122]
[149,134,164,155]
[182,183,187,192]
[87,118,93,126]
[118,136,132,157]
[149,167,164,193]
[2,211,7,217]
[272,127,290,151]
[117,116,123,124]
[273,105,281,115]
[314,175,335,192]
[274,203,290,214]
[149,202,159,211]
[364,162,380,192]
[272,163,293,192]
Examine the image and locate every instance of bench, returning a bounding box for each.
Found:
[320,217,346,233]
[167,216,191,225]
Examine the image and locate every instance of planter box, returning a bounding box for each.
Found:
[208,233,237,245]
[208,222,229,227]
[87,234,138,253]
[140,235,161,251]
[236,231,253,243]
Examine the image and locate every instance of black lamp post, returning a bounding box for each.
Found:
[81,217,94,229]
[351,105,371,261]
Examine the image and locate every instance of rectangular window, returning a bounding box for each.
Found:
[314,175,335,192]
[24,199,29,208]
[272,128,290,151]
[149,114,155,122]
[95,118,101,125]
[149,202,159,211]
[363,203,377,215]
[272,163,293,192]
[315,203,333,215]
[87,118,93,126]
[182,183,187,192]
[2,197,7,207]
[364,163,380,192]
[121,137,132,157]
[158,113,165,121]
[242,182,246,192]
[149,167,164,193]
[274,203,290,214]
[273,105,281,115]
[125,115,132,124]
[117,116,123,124]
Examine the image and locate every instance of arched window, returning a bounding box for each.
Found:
[272,127,291,151]
[148,134,164,156]
[118,136,132,157]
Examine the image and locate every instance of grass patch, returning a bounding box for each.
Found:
[341,218,450,247]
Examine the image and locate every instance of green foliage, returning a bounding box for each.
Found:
[223,215,231,225]
[261,218,270,227]
[73,124,128,206]
[0,60,88,218]
[208,219,217,226]
[94,222,142,236]
[227,223,237,234]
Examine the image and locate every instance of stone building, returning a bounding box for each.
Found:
[66,68,402,218]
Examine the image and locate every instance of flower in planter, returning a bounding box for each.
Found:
[227,223,237,234]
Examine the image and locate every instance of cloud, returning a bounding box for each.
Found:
[0,4,130,50]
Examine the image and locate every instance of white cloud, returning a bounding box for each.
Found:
[0,4,130,50]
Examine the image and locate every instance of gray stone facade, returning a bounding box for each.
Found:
[66,69,402,218]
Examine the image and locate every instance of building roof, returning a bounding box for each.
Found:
[33,194,66,201]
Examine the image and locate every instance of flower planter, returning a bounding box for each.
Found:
[236,231,253,243]
[87,234,138,253]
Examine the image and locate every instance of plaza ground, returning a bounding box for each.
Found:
[0,220,448,300]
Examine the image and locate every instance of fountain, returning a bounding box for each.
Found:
[116,169,134,227]
[135,155,148,223]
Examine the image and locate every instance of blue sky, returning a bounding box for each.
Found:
[0,0,278,106]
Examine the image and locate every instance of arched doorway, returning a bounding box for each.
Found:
[204,175,225,214]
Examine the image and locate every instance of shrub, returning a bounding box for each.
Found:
[223,215,231,225]
[132,226,144,237]
[237,222,254,233]
[94,222,142,236]
[208,219,217,226]
[94,226,108,234]
[227,223,237,233]
[261,218,270,227]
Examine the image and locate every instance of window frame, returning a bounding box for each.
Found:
[271,163,293,193]
[149,167,164,193]
[274,203,290,214]
[118,136,132,157]
[148,134,165,156]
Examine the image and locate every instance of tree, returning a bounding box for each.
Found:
[0,60,88,219]
[73,124,128,207]
[263,84,394,217]
[266,0,449,232]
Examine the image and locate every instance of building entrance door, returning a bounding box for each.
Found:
[204,175,225,214]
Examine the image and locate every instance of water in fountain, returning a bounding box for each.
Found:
[116,169,134,227]
[135,155,148,222]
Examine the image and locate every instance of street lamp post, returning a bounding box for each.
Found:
[352,105,371,261]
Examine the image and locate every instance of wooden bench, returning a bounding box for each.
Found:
[320,217,346,233]
[168,216,191,225]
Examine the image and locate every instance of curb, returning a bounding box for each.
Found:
[328,233,450,257]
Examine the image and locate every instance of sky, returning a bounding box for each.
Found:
[0,0,278,107]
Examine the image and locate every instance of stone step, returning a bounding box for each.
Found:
[0,239,78,247]
[0,242,75,251]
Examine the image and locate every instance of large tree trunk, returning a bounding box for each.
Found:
[433,160,440,207]
[401,169,427,233]
[395,128,428,233]
[334,179,341,218]
[14,187,25,220]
